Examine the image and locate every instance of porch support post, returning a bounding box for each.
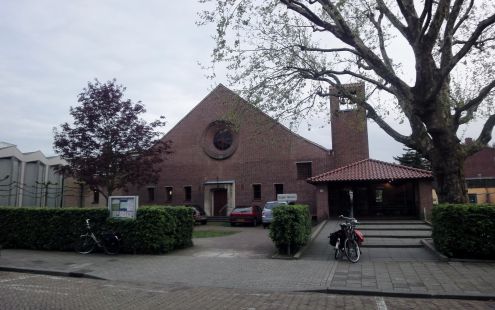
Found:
[417,181,433,221]
[315,184,329,221]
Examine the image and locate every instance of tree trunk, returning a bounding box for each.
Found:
[430,148,468,203]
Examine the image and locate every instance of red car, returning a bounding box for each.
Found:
[229,206,262,226]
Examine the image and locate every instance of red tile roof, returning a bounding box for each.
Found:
[308,158,432,183]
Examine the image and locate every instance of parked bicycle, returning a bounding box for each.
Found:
[329,215,364,263]
[75,219,120,255]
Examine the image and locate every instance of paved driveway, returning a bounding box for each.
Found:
[172,223,275,259]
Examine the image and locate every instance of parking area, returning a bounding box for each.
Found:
[172,223,275,259]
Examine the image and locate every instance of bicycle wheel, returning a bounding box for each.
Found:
[75,234,95,254]
[344,238,360,263]
[103,235,120,255]
[334,239,341,260]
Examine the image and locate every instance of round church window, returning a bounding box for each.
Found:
[213,129,233,150]
[201,120,239,160]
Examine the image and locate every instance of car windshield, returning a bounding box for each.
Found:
[264,202,284,210]
[232,207,251,213]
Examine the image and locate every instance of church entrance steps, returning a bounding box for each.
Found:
[358,220,426,225]
[360,226,431,231]
[207,216,229,222]
[361,237,424,248]
[357,219,432,248]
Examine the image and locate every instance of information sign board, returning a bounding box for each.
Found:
[108,196,139,219]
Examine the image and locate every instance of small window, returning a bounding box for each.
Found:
[468,194,477,204]
[147,187,155,202]
[165,186,173,202]
[274,183,284,199]
[338,90,357,111]
[92,190,99,204]
[296,162,312,180]
[375,189,383,203]
[184,186,192,202]
[253,184,261,200]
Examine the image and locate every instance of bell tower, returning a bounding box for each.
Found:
[330,83,369,167]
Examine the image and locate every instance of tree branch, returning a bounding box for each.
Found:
[443,13,495,76]
[396,0,420,32]
[362,100,413,147]
[376,0,410,40]
[440,0,465,71]
[312,0,412,97]
[477,114,495,145]
[453,0,474,34]
[369,11,395,72]
[423,0,450,51]
[454,79,495,124]
[419,0,433,33]
[296,45,360,56]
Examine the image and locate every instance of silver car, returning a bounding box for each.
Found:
[262,201,288,228]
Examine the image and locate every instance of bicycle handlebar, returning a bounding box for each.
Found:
[338,215,358,224]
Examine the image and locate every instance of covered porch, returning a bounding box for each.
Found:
[308,159,433,220]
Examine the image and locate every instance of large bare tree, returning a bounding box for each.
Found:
[199,0,495,203]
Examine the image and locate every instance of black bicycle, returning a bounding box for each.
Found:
[329,215,363,263]
[75,219,120,255]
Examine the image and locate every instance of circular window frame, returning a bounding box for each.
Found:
[201,120,239,160]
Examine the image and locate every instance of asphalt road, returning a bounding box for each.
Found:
[1,271,494,310]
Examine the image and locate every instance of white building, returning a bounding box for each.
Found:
[0,142,66,207]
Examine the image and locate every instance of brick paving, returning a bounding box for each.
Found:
[1,271,494,310]
[1,247,495,298]
[0,221,494,299]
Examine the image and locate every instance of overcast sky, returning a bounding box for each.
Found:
[0,1,489,162]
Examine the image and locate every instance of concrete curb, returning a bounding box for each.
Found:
[293,220,328,259]
[0,266,106,280]
[301,287,495,301]
[421,239,449,262]
[271,220,328,260]
[421,239,495,263]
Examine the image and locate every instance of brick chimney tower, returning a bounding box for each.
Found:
[330,83,369,167]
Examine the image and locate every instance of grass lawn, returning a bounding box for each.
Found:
[193,230,239,238]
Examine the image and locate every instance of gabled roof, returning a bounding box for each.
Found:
[166,84,331,152]
[308,158,432,183]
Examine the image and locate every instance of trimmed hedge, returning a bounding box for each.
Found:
[0,205,194,254]
[432,204,495,259]
[269,204,312,255]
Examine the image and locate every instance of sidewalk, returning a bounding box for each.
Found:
[1,246,495,299]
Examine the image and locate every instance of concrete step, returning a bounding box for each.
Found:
[359,225,431,231]
[362,231,431,238]
[359,221,427,225]
[361,237,424,248]
[207,216,229,222]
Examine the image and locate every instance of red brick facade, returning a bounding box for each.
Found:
[464,147,495,178]
[132,84,369,217]
[330,83,369,167]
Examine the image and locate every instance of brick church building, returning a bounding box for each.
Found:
[133,83,433,220]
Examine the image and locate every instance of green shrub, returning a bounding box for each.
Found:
[0,205,194,254]
[0,207,108,251]
[269,204,311,255]
[432,204,495,259]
